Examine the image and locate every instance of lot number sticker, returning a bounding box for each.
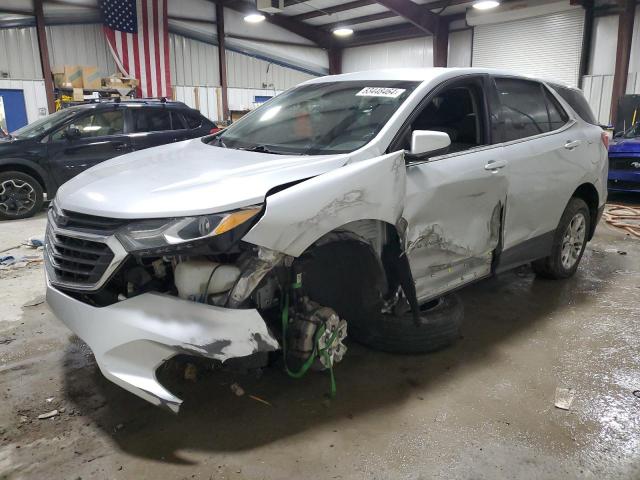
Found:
[356,87,406,98]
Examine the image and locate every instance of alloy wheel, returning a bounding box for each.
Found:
[560,212,586,270]
[0,179,37,216]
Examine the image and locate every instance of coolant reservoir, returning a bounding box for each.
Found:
[174,260,241,300]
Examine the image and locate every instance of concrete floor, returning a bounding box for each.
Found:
[1,204,639,480]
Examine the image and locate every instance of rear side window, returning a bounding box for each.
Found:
[131,108,172,132]
[494,78,568,142]
[550,84,598,125]
[183,112,203,129]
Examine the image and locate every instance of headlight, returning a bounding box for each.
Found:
[115,206,262,253]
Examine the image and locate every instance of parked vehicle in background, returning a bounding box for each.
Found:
[608,123,640,193]
[0,100,216,220]
[45,68,608,411]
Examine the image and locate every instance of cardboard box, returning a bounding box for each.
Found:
[51,65,65,88]
[82,66,102,90]
[72,88,84,102]
[102,73,139,91]
[64,65,83,88]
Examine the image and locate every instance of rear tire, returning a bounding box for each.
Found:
[0,171,44,220]
[532,197,590,279]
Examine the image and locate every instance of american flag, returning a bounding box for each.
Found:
[99,0,172,98]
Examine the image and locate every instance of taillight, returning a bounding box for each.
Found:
[601,131,609,149]
[210,127,220,134]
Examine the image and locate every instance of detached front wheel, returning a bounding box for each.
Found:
[0,171,44,220]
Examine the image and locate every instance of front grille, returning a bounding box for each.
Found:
[609,157,640,171]
[608,179,640,190]
[45,227,114,285]
[45,206,127,291]
[50,207,127,235]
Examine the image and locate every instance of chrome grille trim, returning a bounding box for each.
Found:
[44,207,128,292]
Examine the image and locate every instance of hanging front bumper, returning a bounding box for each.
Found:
[46,277,279,412]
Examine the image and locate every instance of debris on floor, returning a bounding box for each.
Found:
[249,394,272,407]
[603,204,640,238]
[23,237,44,249]
[554,387,575,411]
[230,383,245,396]
[37,410,59,420]
[0,254,43,269]
[23,295,45,307]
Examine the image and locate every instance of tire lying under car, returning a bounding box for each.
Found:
[293,238,463,355]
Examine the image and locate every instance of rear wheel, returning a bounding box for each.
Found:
[0,171,44,220]
[532,197,590,279]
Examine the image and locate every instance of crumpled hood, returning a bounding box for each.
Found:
[609,137,640,154]
[56,138,350,218]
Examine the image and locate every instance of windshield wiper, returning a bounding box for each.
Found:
[211,136,227,148]
[242,144,288,155]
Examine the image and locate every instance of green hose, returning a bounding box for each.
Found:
[281,290,338,398]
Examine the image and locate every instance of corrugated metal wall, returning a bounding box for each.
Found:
[46,24,116,76]
[225,50,314,90]
[342,37,435,72]
[169,33,220,87]
[473,9,585,87]
[582,73,640,125]
[0,27,42,80]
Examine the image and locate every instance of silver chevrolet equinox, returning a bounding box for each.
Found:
[45,68,608,411]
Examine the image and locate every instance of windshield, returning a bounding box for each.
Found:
[622,123,640,139]
[213,81,419,155]
[11,108,80,139]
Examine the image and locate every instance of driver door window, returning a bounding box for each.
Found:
[51,110,124,141]
[400,80,488,155]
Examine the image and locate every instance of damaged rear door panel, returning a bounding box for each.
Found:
[243,152,406,257]
[403,146,507,302]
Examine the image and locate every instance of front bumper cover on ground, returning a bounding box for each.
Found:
[46,279,279,412]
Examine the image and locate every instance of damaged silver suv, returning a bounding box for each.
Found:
[45,68,608,411]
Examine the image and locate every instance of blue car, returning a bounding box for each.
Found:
[609,123,640,193]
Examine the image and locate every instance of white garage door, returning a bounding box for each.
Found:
[472,9,585,87]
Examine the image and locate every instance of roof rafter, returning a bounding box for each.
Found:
[372,0,439,34]
[212,0,334,48]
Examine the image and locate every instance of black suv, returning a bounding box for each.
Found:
[0,100,216,220]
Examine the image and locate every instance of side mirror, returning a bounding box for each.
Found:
[64,125,81,140]
[613,131,623,138]
[410,130,451,156]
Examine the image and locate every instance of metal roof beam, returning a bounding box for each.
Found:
[372,0,439,34]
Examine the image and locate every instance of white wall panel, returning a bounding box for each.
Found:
[629,8,640,74]
[169,34,220,87]
[173,85,220,122]
[582,73,640,125]
[343,37,435,73]
[473,9,585,87]
[226,50,314,90]
[0,27,42,80]
[589,15,619,75]
[46,24,115,76]
[448,29,472,68]
[0,79,48,122]
[227,87,283,112]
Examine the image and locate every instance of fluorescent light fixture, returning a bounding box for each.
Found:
[333,27,354,37]
[244,13,266,23]
[472,1,500,9]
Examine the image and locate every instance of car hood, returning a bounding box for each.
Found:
[56,138,350,218]
[609,137,640,154]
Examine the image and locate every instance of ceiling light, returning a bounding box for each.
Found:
[472,1,500,10]
[244,13,266,23]
[333,27,353,37]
